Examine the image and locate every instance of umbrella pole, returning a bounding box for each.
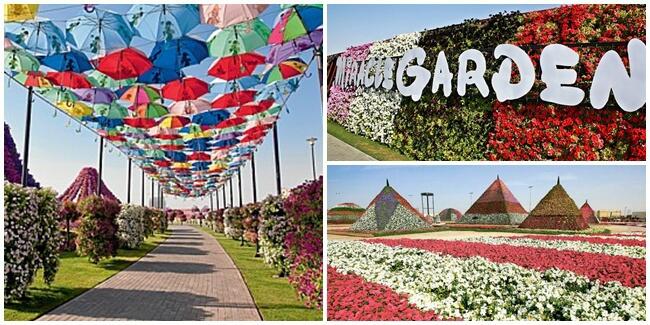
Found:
[141,169,145,206]
[229,177,234,208]
[21,86,34,186]
[272,125,282,195]
[97,137,104,196]
[127,158,132,204]
[238,167,243,207]
[251,152,257,203]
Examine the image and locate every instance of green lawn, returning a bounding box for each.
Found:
[4,232,170,321]
[372,226,611,237]
[327,120,411,160]
[198,226,322,321]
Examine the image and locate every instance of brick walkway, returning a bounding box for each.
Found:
[38,225,261,321]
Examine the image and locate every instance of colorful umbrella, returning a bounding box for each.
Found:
[268,6,322,44]
[6,19,67,55]
[211,90,256,108]
[169,99,211,115]
[161,77,209,101]
[37,87,78,103]
[14,71,52,88]
[134,103,169,118]
[150,126,181,140]
[266,28,322,64]
[214,138,239,148]
[88,70,136,88]
[123,117,158,128]
[261,58,307,84]
[73,88,117,104]
[66,10,137,57]
[216,116,247,129]
[138,37,208,84]
[127,4,200,41]
[233,99,275,117]
[5,47,39,72]
[120,85,161,106]
[158,115,190,129]
[46,71,92,89]
[4,4,39,22]
[207,52,265,80]
[94,102,129,118]
[191,109,231,126]
[96,48,153,80]
[39,49,93,73]
[57,101,93,118]
[186,138,211,151]
[199,4,268,28]
[165,151,187,162]
[187,152,211,161]
[207,18,270,57]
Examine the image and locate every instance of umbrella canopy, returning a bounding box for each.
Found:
[199,4,268,28]
[165,151,187,162]
[169,99,211,115]
[120,85,161,106]
[94,102,129,118]
[211,90,257,108]
[73,88,117,104]
[57,101,93,118]
[6,19,67,55]
[5,47,40,72]
[161,77,209,101]
[127,4,200,41]
[37,87,78,103]
[234,99,275,117]
[88,70,136,88]
[207,18,270,57]
[46,71,92,89]
[66,10,137,57]
[208,52,265,80]
[138,36,208,84]
[4,4,39,22]
[269,6,322,44]
[191,109,231,126]
[159,115,191,129]
[39,49,93,72]
[266,28,322,64]
[134,103,169,118]
[123,117,157,128]
[261,58,308,84]
[96,48,153,80]
[14,71,52,88]
[187,152,211,161]
[216,116,247,129]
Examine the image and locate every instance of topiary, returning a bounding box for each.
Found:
[75,195,120,263]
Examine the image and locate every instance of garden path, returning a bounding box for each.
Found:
[38,225,261,321]
[327,134,376,161]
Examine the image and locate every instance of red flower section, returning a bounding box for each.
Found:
[368,239,645,287]
[518,235,645,247]
[327,266,442,321]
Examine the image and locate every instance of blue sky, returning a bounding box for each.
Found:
[327,165,646,214]
[328,4,559,53]
[4,4,323,208]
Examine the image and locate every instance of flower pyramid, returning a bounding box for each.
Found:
[437,208,462,222]
[58,167,120,203]
[351,180,431,232]
[458,175,528,225]
[4,123,39,187]
[328,202,365,224]
[580,200,600,224]
[519,178,589,230]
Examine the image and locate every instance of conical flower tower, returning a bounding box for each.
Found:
[580,200,599,224]
[350,180,431,232]
[458,175,528,225]
[4,123,39,187]
[519,177,588,230]
[59,167,120,203]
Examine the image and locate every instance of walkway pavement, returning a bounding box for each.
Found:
[38,225,261,321]
[327,134,376,161]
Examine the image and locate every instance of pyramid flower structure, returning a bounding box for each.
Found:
[580,200,600,224]
[519,178,589,230]
[351,180,431,232]
[458,176,527,225]
[58,167,120,203]
[4,123,39,187]
[328,202,366,224]
[437,208,462,222]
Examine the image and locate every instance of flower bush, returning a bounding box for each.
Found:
[58,200,80,251]
[4,182,60,301]
[283,177,323,309]
[326,85,355,125]
[242,203,261,243]
[258,195,292,275]
[75,195,120,263]
[116,205,146,249]
[224,207,244,240]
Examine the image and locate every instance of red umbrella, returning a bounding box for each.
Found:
[187,152,211,161]
[161,77,209,101]
[233,99,275,117]
[208,52,265,80]
[216,116,247,129]
[154,160,173,167]
[242,130,267,142]
[96,48,152,80]
[105,135,127,142]
[123,117,158,128]
[211,90,257,108]
[158,115,191,129]
[160,144,185,150]
[244,124,272,135]
[46,71,91,89]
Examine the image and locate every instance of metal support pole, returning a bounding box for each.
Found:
[421,194,425,215]
[425,195,431,216]
[238,167,243,207]
[97,137,104,196]
[222,185,227,209]
[272,125,282,195]
[21,86,33,186]
[127,159,132,203]
[229,177,234,208]
[432,193,435,217]
[141,169,145,206]
[210,192,214,212]
[315,47,323,103]
[151,179,154,207]
[251,152,257,203]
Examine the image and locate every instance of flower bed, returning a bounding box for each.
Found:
[116,205,146,249]
[224,207,244,240]
[75,195,120,263]
[519,234,645,247]
[329,240,646,320]
[258,195,292,275]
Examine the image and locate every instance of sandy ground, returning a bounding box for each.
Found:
[327,224,646,241]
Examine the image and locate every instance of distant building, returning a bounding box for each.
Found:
[631,211,646,221]
[596,210,622,219]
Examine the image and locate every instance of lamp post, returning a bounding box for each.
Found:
[251,151,258,203]
[97,137,104,195]
[469,192,474,204]
[126,158,132,203]
[272,125,282,195]
[307,137,318,180]
[21,86,34,186]
[141,169,145,206]
[237,167,243,207]
[528,185,534,211]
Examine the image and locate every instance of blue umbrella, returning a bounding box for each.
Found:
[214,131,241,142]
[39,49,92,72]
[192,161,210,171]
[292,5,323,33]
[138,37,208,84]
[191,110,230,126]
[66,10,137,58]
[165,151,187,162]
[127,4,200,41]
[214,138,239,148]
[185,138,210,151]
[6,19,67,56]
[256,79,299,101]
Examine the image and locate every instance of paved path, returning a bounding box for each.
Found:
[327,134,376,161]
[38,225,261,321]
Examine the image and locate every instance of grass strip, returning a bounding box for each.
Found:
[327,120,411,161]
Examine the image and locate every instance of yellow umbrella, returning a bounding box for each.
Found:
[171,162,191,169]
[57,101,92,118]
[4,4,39,22]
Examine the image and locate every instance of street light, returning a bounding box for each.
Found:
[528,185,534,211]
[307,137,318,180]
[469,192,474,203]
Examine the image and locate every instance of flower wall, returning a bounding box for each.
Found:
[326,4,646,160]
[4,123,39,187]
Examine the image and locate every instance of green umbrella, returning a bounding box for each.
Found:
[94,102,129,118]
[280,4,323,9]
[207,18,270,57]
[134,103,169,118]
[4,47,39,72]
[37,87,78,103]
[87,70,136,89]
[144,149,166,160]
